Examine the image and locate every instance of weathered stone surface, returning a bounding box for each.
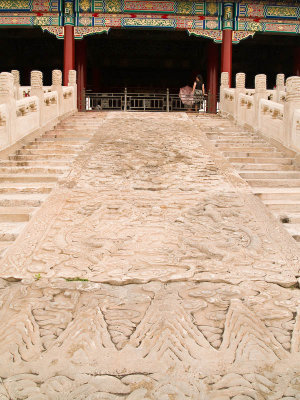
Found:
[0,112,299,398]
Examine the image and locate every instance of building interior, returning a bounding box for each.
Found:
[0,26,298,92]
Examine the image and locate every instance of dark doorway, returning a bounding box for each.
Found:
[233,32,299,89]
[85,29,210,93]
[0,27,63,86]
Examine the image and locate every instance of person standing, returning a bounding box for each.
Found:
[192,74,205,112]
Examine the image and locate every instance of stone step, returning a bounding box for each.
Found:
[207,134,261,140]
[0,174,59,183]
[234,163,295,171]
[0,222,26,241]
[27,143,84,150]
[274,213,300,224]
[35,137,89,143]
[59,119,101,123]
[9,154,75,161]
[228,157,293,165]
[0,166,67,174]
[216,140,277,150]
[223,151,284,158]
[68,122,100,125]
[0,160,70,167]
[281,223,300,241]
[72,116,101,119]
[56,122,99,126]
[44,132,91,137]
[44,133,93,139]
[252,187,300,201]
[0,193,47,207]
[0,111,100,253]
[215,141,268,147]
[17,148,78,155]
[216,145,276,155]
[0,206,34,222]
[247,179,300,187]
[59,120,101,124]
[0,182,55,194]
[263,200,300,212]
[211,138,266,143]
[56,127,100,131]
[57,126,100,130]
[239,171,300,180]
[51,128,95,134]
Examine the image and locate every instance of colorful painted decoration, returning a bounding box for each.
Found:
[0,0,298,39]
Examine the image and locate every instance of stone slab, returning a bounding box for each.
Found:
[0,112,299,399]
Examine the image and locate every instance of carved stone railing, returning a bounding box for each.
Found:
[277,90,286,104]
[245,89,255,96]
[15,96,40,141]
[237,93,255,128]
[258,99,284,143]
[219,72,300,153]
[292,109,300,151]
[285,76,300,151]
[62,86,75,115]
[0,104,9,148]
[0,104,7,127]
[244,89,276,99]
[267,90,276,101]
[221,88,235,117]
[19,86,53,98]
[0,69,77,152]
[43,91,59,126]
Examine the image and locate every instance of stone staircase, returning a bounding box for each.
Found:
[0,112,103,257]
[199,115,300,244]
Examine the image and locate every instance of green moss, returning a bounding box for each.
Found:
[65,277,89,282]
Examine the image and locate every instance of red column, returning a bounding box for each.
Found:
[294,47,300,76]
[207,41,219,113]
[221,29,232,87]
[63,26,75,86]
[76,39,87,111]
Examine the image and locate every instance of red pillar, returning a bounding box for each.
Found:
[294,47,300,76]
[221,29,232,87]
[207,41,219,113]
[76,39,87,111]
[63,26,75,86]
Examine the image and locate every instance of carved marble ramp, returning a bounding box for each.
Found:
[198,113,300,245]
[0,112,300,399]
[0,112,105,258]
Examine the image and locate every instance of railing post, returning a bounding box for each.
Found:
[276,73,285,103]
[124,87,127,111]
[219,72,229,114]
[31,70,44,126]
[51,69,63,116]
[254,74,267,130]
[235,72,246,122]
[68,70,77,111]
[284,76,300,148]
[166,88,170,112]
[0,72,16,146]
[11,70,20,100]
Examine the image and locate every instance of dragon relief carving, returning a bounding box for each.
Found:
[0,280,299,398]
[0,112,298,398]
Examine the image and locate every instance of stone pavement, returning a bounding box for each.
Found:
[0,112,300,399]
